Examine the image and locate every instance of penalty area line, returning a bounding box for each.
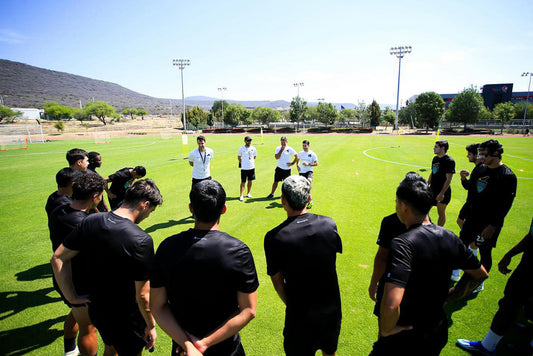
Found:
[362,147,426,169]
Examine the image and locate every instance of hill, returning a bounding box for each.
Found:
[0,59,359,113]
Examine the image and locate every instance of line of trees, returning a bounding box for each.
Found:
[40,102,149,125]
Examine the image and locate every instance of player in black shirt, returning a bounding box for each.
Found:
[151,180,258,356]
[370,173,487,356]
[459,140,517,277]
[49,174,105,356]
[457,217,533,355]
[45,168,82,219]
[66,148,89,173]
[51,179,163,356]
[428,140,455,227]
[265,175,342,356]
[104,166,146,210]
[87,151,109,212]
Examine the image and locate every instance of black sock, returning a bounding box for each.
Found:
[64,337,76,353]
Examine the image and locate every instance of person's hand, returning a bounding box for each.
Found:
[481,225,496,240]
[460,170,470,179]
[181,341,203,356]
[297,165,301,172]
[436,193,444,202]
[187,332,208,354]
[498,254,512,275]
[368,283,377,302]
[303,162,308,166]
[379,324,413,337]
[108,192,117,199]
[144,326,157,351]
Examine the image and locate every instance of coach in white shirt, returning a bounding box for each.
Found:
[188,135,214,187]
[238,136,257,201]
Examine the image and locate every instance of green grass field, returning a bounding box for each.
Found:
[1,133,532,355]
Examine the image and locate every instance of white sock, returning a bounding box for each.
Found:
[481,328,502,352]
[469,246,479,257]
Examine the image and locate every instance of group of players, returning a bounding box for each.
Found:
[45,137,531,356]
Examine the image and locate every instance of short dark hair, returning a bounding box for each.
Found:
[56,167,83,188]
[189,180,226,223]
[466,143,479,156]
[282,175,311,210]
[435,140,449,152]
[133,166,147,177]
[479,139,503,158]
[302,140,310,145]
[88,151,100,165]
[123,179,163,207]
[396,172,433,216]
[72,174,105,200]
[197,135,206,142]
[66,148,88,165]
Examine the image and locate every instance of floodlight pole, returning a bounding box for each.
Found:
[173,59,190,131]
[390,46,412,130]
[293,82,304,98]
[522,72,532,127]
[218,87,227,123]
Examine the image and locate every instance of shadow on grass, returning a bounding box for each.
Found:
[444,291,479,328]
[15,263,52,281]
[145,216,194,233]
[0,316,63,356]
[0,287,60,321]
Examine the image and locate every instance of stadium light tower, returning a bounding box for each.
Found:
[172,59,190,131]
[522,72,532,127]
[293,82,304,98]
[218,87,227,123]
[390,46,412,130]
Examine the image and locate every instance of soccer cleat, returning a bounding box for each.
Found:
[472,282,484,294]
[456,339,495,356]
[307,200,313,209]
[451,270,461,282]
[64,346,80,356]
[239,196,244,201]
[246,193,253,198]
[266,193,274,199]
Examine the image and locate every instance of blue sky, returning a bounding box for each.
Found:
[1,0,532,106]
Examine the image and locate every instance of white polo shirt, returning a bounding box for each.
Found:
[238,145,257,170]
[298,149,318,174]
[189,147,214,179]
[275,145,297,170]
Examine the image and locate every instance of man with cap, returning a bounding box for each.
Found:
[266,136,298,199]
[238,136,257,201]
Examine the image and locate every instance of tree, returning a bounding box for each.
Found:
[43,102,73,120]
[72,108,89,123]
[211,100,229,121]
[445,87,484,130]
[356,100,368,127]
[307,106,319,123]
[251,107,280,125]
[122,108,138,120]
[382,108,396,128]
[54,120,65,133]
[289,96,308,131]
[414,91,445,132]
[398,103,418,128]
[85,101,116,125]
[224,104,247,127]
[369,100,381,127]
[338,108,357,125]
[186,106,208,129]
[513,101,533,121]
[0,105,21,122]
[206,113,215,127]
[492,102,515,134]
[316,102,338,127]
[136,109,147,120]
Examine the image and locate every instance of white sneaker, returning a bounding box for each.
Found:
[239,196,244,201]
[64,346,80,356]
[451,270,461,282]
[472,282,484,294]
[246,193,252,198]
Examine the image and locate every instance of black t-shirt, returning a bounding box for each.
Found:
[108,168,133,199]
[264,213,342,321]
[385,223,480,329]
[45,191,72,219]
[430,155,455,194]
[466,164,517,227]
[151,229,258,353]
[63,211,154,313]
[374,213,407,316]
[49,204,89,293]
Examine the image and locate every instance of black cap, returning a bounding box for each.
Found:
[245,136,252,142]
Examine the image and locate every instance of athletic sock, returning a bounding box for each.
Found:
[469,246,479,257]
[481,328,502,352]
[64,336,76,353]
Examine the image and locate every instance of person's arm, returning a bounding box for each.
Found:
[290,153,298,167]
[50,245,88,304]
[483,173,517,239]
[103,177,116,199]
[274,147,283,160]
[427,172,432,185]
[379,283,413,337]
[447,265,488,302]
[150,286,202,355]
[498,232,530,274]
[193,291,257,353]
[270,272,287,304]
[436,173,453,201]
[460,170,470,190]
[369,247,388,301]
[135,280,157,351]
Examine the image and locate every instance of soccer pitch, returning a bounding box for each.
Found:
[0,133,531,355]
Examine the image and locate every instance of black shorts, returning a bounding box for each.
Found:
[459,218,502,248]
[192,176,211,187]
[458,202,471,221]
[88,305,147,355]
[283,315,341,356]
[241,169,255,183]
[432,187,451,206]
[274,167,291,182]
[299,171,314,180]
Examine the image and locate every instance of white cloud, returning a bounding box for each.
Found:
[0,29,26,44]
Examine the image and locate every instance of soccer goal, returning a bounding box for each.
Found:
[0,135,28,151]
[0,124,45,150]
[94,131,111,144]
[160,131,175,140]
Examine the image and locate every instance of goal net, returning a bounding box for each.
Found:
[94,132,111,144]
[160,131,175,140]
[0,135,28,151]
[0,124,45,146]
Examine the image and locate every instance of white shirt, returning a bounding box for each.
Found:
[298,149,318,173]
[275,145,297,170]
[238,145,257,170]
[189,147,214,179]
